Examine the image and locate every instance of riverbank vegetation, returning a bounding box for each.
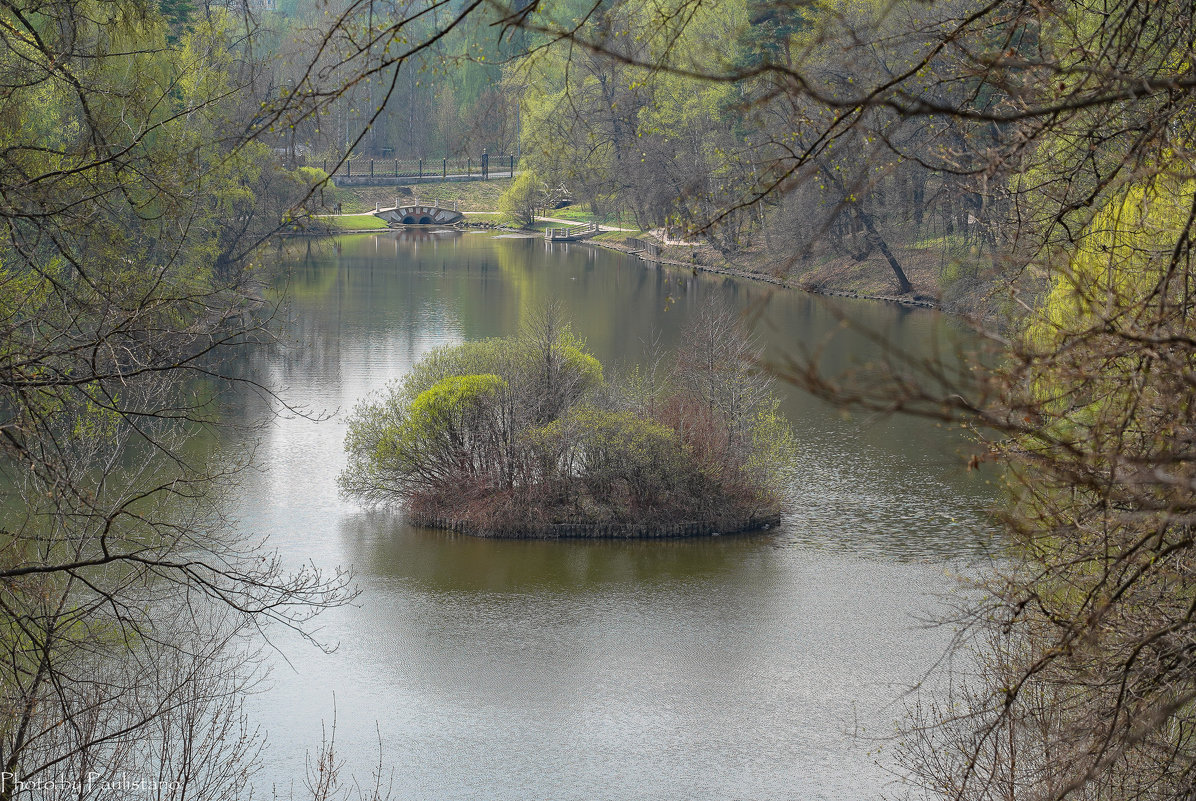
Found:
[341,305,794,536]
[0,1,353,797]
[335,179,513,214]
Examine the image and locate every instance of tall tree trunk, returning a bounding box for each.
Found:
[822,165,913,293]
[912,171,925,226]
[854,206,913,294]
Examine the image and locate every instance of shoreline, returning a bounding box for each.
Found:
[290,221,947,313]
[406,511,783,539]
[581,238,942,311]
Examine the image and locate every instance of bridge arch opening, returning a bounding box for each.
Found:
[402,216,416,225]
[419,216,432,225]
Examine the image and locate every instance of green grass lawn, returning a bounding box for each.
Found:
[319,214,390,231]
[462,210,522,228]
[542,205,638,228]
[592,230,639,243]
[337,179,513,214]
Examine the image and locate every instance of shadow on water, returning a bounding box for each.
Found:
[339,509,790,595]
[385,227,463,244]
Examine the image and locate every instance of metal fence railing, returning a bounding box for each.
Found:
[625,237,662,258]
[319,154,517,181]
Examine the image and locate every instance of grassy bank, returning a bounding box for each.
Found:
[336,179,512,214]
[316,213,391,231]
[538,205,640,229]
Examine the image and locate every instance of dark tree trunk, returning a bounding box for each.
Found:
[912,171,925,226]
[821,164,913,293]
[853,206,913,294]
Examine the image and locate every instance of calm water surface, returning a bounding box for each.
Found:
[238,231,995,800]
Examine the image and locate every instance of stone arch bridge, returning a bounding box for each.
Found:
[373,200,464,227]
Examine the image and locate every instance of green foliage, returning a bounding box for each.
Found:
[560,345,604,387]
[509,0,765,234]
[743,398,799,495]
[0,0,370,786]
[396,373,507,453]
[538,406,681,477]
[341,309,795,533]
[295,166,338,210]
[1036,178,1196,340]
[408,373,507,427]
[157,0,195,42]
[498,169,543,227]
[401,338,524,398]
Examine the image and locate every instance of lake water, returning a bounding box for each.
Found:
[237,231,995,800]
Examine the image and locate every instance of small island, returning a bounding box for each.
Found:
[340,303,796,538]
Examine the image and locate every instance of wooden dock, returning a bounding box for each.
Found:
[544,221,599,241]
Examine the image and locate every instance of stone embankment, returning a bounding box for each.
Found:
[406,512,782,539]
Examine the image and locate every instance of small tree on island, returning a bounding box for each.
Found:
[340,304,796,536]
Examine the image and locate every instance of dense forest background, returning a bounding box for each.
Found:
[248,0,1007,308]
[224,0,1106,320]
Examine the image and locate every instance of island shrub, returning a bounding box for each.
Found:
[340,304,796,536]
